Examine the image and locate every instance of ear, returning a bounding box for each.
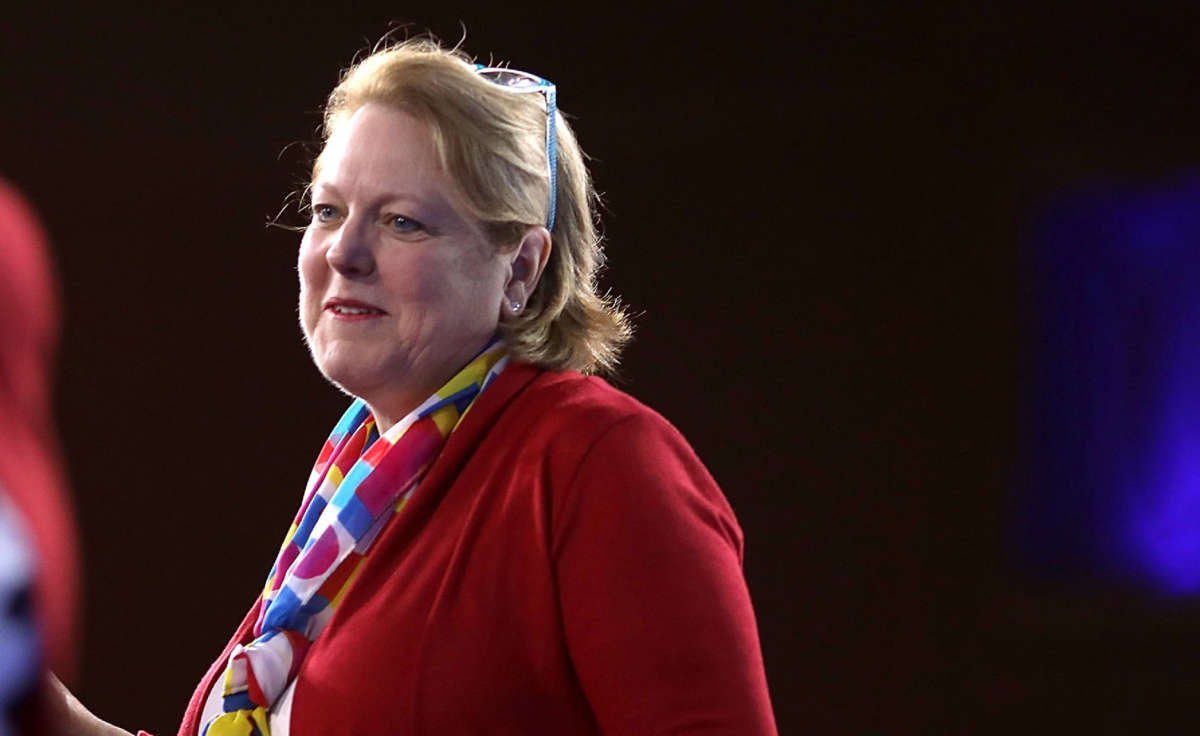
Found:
[501,226,552,319]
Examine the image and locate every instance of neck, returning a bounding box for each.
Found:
[365,399,414,435]
[358,336,506,435]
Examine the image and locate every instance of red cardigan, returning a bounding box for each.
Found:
[176,364,776,735]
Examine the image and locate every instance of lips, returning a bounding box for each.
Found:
[324,297,386,319]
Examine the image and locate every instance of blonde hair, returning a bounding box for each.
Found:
[315,37,631,375]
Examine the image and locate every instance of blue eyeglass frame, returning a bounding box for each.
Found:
[473,64,557,229]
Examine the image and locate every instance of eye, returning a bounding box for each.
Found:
[387,214,426,236]
[311,203,340,223]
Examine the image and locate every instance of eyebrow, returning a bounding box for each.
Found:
[309,181,472,236]
[310,181,439,210]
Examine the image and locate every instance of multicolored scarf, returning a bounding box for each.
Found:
[202,342,508,736]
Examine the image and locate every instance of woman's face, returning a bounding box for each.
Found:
[299,103,510,426]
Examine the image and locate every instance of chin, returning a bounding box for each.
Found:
[322,350,428,412]
[320,361,386,399]
[307,342,380,393]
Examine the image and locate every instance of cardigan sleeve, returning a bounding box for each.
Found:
[551,412,777,735]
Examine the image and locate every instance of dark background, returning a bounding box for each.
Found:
[5,2,1200,733]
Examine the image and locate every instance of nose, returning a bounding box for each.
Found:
[325,216,376,278]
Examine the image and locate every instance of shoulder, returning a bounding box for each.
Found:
[491,365,742,554]
[508,364,654,420]
[500,364,691,461]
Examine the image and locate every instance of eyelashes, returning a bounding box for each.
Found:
[310,204,429,238]
[312,203,339,223]
[387,215,426,235]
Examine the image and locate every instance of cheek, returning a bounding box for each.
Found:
[297,236,326,327]
[380,250,452,305]
[298,234,321,285]
[443,246,505,300]
[430,260,499,322]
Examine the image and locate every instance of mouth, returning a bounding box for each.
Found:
[324,297,386,319]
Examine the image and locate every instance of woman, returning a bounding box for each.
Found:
[57,38,776,735]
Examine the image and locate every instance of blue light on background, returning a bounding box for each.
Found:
[1018,175,1200,594]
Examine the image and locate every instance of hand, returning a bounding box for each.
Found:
[41,672,134,736]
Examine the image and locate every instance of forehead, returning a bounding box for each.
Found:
[315,103,448,197]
